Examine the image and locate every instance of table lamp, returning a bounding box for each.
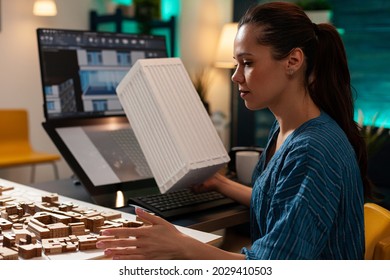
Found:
[214,22,238,69]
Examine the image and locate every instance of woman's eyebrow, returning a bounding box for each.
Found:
[234,52,254,59]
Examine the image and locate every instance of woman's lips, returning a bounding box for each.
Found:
[240,90,250,98]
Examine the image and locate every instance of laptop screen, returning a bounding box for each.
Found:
[37,28,167,120]
[37,28,167,208]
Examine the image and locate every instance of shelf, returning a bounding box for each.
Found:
[89,8,176,56]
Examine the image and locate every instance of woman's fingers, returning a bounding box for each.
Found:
[103,246,146,260]
[96,209,185,259]
[96,237,137,249]
[135,207,163,225]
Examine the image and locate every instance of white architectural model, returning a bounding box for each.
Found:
[117,58,230,193]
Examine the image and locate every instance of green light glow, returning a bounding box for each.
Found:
[112,0,133,5]
[112,0,180,18]
[161,0,180,20]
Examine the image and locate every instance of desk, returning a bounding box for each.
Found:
[0,178,227,260]
[32,178,250,233]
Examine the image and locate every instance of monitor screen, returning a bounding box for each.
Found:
[42,116,161,208]
[37,28,168,120]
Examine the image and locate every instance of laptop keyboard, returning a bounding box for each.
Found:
[128,188,236,219]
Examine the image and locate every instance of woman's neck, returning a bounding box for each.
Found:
[271,90,320,152]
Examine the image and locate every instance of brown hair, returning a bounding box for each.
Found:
[239,2,372,198]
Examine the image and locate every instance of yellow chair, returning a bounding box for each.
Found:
[0,109,60,182]
[364,202,390,259]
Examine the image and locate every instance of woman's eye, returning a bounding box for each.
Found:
[243,61,252,66]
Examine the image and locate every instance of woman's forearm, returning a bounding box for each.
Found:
[213,174,252,207]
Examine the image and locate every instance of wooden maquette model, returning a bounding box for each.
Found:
[0,185,145,260]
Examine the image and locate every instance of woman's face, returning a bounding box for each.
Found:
[232,24,290,111]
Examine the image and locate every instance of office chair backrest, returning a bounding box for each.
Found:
[364,202,390,259]
[0,109,33,155]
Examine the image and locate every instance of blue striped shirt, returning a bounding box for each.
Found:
[242,112,365,259]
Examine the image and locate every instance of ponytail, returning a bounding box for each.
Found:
[309,24,372,198]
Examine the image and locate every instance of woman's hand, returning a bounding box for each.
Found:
[192,172,228,193]
[193,172,252,207]
[96,208,189,260]
[96,208,246,260]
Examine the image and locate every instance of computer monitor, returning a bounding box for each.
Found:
[37,28,168,208]
[37,28,167,120]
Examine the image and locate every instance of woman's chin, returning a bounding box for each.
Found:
[244,101,265,111]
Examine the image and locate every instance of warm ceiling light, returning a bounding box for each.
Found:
[33,0,58,16]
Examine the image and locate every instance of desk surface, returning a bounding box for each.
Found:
[0,178,223,260]
[32,178,250,233]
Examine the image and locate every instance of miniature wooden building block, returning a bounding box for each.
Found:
[12,223,24,230]
[3,233,16,248]
[32,212,51,224]
[5,205,18,215]
[0,217,13,230]
[100,212,122,220]
[0,210,7,219]
[85,216,105,233]
[59,211,86,224]
[0,196,15,206]
[41,239,64,255]
[7,214,21,224]
[41,237,78,255]
[46,223,69,238]
[58,204,73,212]
[27,219,51,240]
[18,243,42,259]
[19,237,28,245]
[19,202,36,215]
[68,222,88,236]
[12,228,34,244]
[77,235,98,250]
[0,185,14,192]
[49,212,72,224]
[42,193,59,204]
[34,211,72,225]
[26,232,37,244]
[83,211,102,218]
[0,247,18,260]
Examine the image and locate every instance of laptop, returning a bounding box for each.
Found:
[37,28,167,208]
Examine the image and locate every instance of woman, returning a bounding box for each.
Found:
[96,2,369,259]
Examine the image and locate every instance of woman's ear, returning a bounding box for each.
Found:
[286,48,304,75]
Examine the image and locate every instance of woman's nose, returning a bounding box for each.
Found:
[231,67,243,84]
